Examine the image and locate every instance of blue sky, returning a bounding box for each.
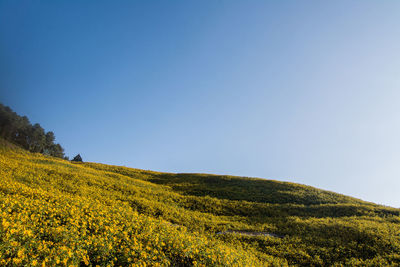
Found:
[1,1,400,207]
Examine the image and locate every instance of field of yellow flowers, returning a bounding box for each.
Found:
[1,139,399,266]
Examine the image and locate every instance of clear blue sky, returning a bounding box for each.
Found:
[1,1,400,207]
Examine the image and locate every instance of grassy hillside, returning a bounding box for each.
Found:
[0,139,399,266]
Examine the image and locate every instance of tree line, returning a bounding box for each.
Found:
[0,103,67,159]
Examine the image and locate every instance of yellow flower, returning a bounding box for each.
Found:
[2,219,10,228]
[83,255,89,266]
[13,258,22,265]
[17,248,25,258]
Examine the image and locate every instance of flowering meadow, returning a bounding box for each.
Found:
[0,139,399,266]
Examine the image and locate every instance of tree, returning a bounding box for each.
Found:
[28,123,46,153]
[14,116,31,149]
[0,103,67,159]
[43,131,55,155]
[45,131,55,147]
[0,104,18,140]
[50,144,65,158]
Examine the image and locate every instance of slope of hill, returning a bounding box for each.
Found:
[0,139,399,266]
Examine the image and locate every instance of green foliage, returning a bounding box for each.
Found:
[0,139,399,266]
[0,103,65,158]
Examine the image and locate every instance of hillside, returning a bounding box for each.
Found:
[0,139,399,266]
